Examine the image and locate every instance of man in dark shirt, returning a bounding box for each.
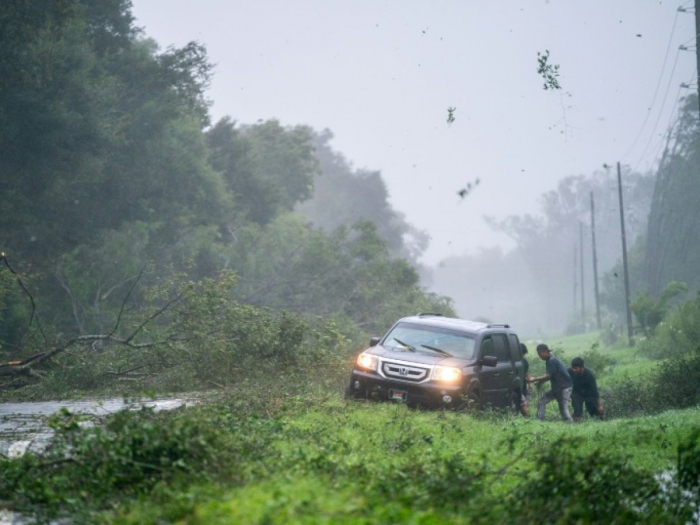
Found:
[529,343,574,423]
[568,357,604,422]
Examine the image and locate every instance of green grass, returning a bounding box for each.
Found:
[526,330,658,385]
[109,397,700,523]
[5,329,699,523]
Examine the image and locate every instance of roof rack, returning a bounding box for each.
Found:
[486,323,510,328]
[416,312,444,317]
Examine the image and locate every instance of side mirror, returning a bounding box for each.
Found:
[369,336,381,347]
[481,355,498,367]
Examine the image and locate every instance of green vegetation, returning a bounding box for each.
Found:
[3,321,700,522]
[1,1,700,523]
[631,281,689,337]
[0,0,452,394]
[644,94,700,296]
[2,389,700,523]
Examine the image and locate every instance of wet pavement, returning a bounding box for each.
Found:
[0,397,194,524]
[0,397,191,459]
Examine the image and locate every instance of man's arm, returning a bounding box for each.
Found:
[528,373,551,383]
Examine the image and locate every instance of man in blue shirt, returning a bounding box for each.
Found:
[528,343,574,423]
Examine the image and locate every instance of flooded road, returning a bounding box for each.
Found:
[0,397,196,524]
[0,397,192,458]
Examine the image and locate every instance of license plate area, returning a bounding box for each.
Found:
[389,389,407,402]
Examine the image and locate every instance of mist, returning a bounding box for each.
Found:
[3,3,700,522]
[128,0,700,336]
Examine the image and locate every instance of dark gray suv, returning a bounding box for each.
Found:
[346,313,525,409]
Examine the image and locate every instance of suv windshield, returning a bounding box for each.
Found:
[382,322,476,360]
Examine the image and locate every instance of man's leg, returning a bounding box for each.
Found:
[520,394,530,418]
[571,392,584,423]
[537,390,555,420]
[556,388,574,423]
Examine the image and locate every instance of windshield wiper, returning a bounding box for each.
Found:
[393,338,416,352]
[420,344,453,357]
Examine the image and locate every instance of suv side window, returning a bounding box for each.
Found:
[508,334,521,363]
[492,334,510,363]
[481,337,495,358]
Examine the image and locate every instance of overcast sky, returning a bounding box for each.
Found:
[132,0,697,265]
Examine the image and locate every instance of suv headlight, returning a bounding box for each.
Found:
[356,353,378,371]
[432,366,462,383]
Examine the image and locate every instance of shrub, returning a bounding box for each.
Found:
[601,375,650,418]
[506,438,671,524]
[639,291,700,359]
[651,353,700,411]
[631,282,688,337]
[579,343,616,376]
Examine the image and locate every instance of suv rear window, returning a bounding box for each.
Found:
[508,334,521,362]
[491,334,511,363]
[382,322,477,359]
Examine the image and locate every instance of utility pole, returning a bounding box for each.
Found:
[617,162,635,346]
[590,192,602,330]
[579,221,585,330]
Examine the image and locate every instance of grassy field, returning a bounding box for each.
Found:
[112,329,699,523]
[4,331,698,523]
[111,398,700,523]
[526,330,659,390]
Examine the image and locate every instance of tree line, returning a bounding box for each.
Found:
[0,0,451,390]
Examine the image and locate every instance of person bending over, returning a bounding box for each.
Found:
[528,343,573,423]
[568,357,604,422]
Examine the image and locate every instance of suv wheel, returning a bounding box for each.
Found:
[459,386,482,411]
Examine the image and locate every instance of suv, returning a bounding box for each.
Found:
[346,313,524,409]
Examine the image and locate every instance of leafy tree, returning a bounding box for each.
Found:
[206,118,318,225]
[631,281,688,336]
[0,0,234,336]
[298,130,429,262]
[599,234,647,327]
[480,170,653,332]
[223,215,452,335]
[243,120,319,212]
[644,94,700,295]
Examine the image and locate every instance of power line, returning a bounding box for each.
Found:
[679,33,700,46]
[636,69,698,172]
[630,49,682,169]
[639,85,685,171]
[620,10,680,161]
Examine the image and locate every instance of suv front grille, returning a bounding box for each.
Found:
[381,361,430,383]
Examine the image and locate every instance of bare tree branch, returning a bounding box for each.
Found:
[108,266,146,338]
[124,291,183,344]
[101,273,140,302]
[1,252,48,344]
[55,266,86,335]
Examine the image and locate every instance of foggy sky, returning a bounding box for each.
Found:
[132,0,697,265]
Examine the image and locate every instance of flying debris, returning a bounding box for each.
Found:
[447,107,456,124]
[537,50,561,90]
[457,178,480,199]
